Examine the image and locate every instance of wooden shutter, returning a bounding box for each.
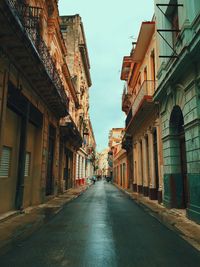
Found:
[24,152,31,177]
[0,146,11,177]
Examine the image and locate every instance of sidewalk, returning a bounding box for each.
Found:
[115,184,200,252]
[0,185,89,256]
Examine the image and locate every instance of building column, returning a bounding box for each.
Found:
[137,141,143,193]
[133,143,137,192]
[76,154,78,179]
[142,136,149,196]
[73,152,76,187]
[79,156,82,185]
[78,154,81,186]
[83,157,86,184]
[148,129,157,200]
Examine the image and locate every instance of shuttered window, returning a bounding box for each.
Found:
[24,152,31,177]
[0,146,11,177]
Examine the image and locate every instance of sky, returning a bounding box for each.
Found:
[58,0,154,152]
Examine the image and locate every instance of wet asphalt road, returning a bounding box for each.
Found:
[0,181,200,267]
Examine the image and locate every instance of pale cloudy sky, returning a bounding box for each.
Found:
[58,0,154,152]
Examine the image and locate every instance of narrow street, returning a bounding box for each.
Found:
[0,181,199,267]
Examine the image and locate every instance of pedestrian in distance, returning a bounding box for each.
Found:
[92,175,96,184]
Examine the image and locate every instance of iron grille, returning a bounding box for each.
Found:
[7,0,69,110]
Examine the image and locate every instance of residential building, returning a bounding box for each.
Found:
[154,0,200,223]
[97,148,110,177]
[113,139,128,189]
[0,0,70,214]
[121,18,164,202]
[86,119,96,181]
[60,15,93,186]
[108,128,124,179]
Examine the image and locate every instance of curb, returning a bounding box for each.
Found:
[0,185,89,256]
[114,183,200,252]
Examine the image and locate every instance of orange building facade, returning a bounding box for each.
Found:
[0,1,95,216]
[121,19,164,202]
[60,15,94,187]
[113,142,128,189]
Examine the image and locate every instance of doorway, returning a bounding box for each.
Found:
[64,149,73,190]
[169,106,188,208]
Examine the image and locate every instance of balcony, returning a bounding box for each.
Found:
[132,80,155,114]
[125,80,156,132]
[0,0,69,117]
[60,116,83,149]
[122,134,132,151]
[122,89,132,114]
[121,56,132,81]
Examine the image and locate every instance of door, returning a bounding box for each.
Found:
[23,122,36,207]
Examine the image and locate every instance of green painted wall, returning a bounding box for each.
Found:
[154,0,200,223]
[163,173,184,208]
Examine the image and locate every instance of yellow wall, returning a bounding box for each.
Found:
[0,108,21,213]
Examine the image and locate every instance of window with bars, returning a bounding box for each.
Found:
[24,152,31,177]
[0,146,12,177]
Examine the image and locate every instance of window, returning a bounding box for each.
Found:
[0,146,11,177]
[61,25,68,33]
[144,67,147,81]
[24,152,31,177]
[150,50,155,81]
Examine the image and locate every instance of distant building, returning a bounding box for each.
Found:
[60,15,95,186]
[108,128,125,179]
[97,148,110,177]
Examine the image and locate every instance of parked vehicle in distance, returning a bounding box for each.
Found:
[106,176,111,183]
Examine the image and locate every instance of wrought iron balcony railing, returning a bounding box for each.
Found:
[125,80,156,128]
[132,80,155,114]
[7,0,69,108]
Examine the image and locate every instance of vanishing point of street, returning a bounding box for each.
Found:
[0,181,200,267]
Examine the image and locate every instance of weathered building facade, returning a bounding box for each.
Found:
[113,141,128,189]
[0,0,69,214]
[0,1,95,216]
[108,128,124,180]
[97,148,109,177]
[60,15,94,186]
[121,19,164,202]
[86,119,96,181]
[154,0,200,223]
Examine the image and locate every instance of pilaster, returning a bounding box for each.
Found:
[137,140,143,193]
[142,136,149,196]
